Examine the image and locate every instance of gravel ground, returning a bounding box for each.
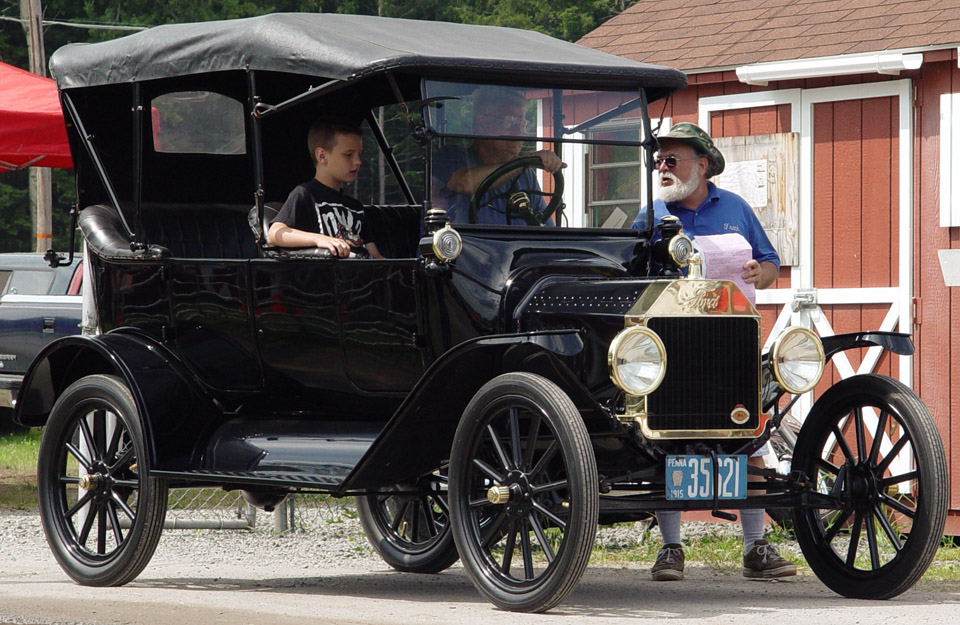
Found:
[0,506,792,573]
[3,508,958,625]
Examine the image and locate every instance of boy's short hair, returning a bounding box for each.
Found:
[308,117,363,165]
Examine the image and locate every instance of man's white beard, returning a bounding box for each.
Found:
[658,169,701,204]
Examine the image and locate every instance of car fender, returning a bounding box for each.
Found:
[14,330,222,470]
[343,329,605,491]
[820,331,914,362]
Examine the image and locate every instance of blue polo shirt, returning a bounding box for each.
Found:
[631,182,780,268]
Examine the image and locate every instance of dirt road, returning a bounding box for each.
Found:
[3,553,960,624]
[2,510,958,625]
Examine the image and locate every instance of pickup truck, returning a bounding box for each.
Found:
[0,253,82,428]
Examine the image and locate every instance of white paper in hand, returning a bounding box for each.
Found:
[694,233,755,305]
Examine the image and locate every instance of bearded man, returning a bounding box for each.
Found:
[631,122,779,289]
[631,123,791,582]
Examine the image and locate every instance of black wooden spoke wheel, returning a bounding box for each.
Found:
[37,375,168,586]
[449,373,598,613]
[792,374,947,599]
[357,471,459,573]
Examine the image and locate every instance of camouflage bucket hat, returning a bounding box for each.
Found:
[657,122,725,178]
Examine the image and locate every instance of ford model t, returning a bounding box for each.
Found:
[15,13,947,612]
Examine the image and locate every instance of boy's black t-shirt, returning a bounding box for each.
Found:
[274,179,378,252]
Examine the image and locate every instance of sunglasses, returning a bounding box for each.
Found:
[485,114,528,132]
[653,155,701,169]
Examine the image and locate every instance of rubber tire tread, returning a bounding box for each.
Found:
[356,490,459,574]
[38,374,168,586]
[449,372,598,613]
[791,374,947,600]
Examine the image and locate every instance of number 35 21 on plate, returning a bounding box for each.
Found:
[665,455,747,500]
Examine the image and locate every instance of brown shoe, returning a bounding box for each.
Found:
[651,543,684,581]
[743,539,797,579]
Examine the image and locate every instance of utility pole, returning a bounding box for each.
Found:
[20,0,53,253]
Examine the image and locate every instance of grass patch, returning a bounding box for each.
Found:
[591,521,960,583]
[925,537,960,582]
[0,427,41,510]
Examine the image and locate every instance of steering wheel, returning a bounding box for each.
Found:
[467,155,564,225]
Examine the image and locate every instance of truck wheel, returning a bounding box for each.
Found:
[357,471,459,573]
[37,374,168,586]
[792,374,947,599]
[449,372,598,613]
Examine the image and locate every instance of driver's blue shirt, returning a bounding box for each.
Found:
[630,181,780,268]
[432,145,547,225]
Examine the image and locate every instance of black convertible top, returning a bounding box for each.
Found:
[49,13,686,98]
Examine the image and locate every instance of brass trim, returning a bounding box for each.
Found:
[626,279,760,320]
[78,474,100,491]
[770,326,825,394]
[617,306,764,439]
[607,326,666,395]
[610,277,765,439]
[620,403,771,439]
[487,485,511,505]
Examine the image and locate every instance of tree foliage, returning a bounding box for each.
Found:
[0,0,637,252]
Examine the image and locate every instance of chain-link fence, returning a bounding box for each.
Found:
[164,488,357,533]
[165,488,250,529]
[287,494,357,528]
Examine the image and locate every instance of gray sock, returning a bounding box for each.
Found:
[656,510,682,546]
[741,508,765,553]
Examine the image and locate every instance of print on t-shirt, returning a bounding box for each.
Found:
[314,201,362,238]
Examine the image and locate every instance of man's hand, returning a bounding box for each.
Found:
[534,149,566,173]
[742,259,778,289]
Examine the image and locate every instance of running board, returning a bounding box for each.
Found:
[151,469,347,490]
[152,416,385,492]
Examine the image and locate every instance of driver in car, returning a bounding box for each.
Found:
[432,86,565,225]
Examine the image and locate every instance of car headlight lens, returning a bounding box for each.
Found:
[608,326,666,395]
[432,225,462,262]
[771,327,824,394]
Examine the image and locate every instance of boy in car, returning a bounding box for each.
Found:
[268,117,383,258]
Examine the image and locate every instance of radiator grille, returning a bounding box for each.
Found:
[646,316,760,432]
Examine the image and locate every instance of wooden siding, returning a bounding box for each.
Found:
[657,57,959,533]
[917,57,960,520]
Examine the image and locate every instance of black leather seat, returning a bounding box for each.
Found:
[80,203,258,260]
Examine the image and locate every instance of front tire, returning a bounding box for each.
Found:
[37,374,168,586]
[449,373,598,613]
[792,374,947,599]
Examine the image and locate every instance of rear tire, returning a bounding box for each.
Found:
[37,374,167,586]
[357,471,459,573]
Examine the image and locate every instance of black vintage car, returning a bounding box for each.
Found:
[16,13,947,613]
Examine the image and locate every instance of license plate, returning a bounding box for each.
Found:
[665,455,747,500]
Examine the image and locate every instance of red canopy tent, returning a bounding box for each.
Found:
[0,61,72,172]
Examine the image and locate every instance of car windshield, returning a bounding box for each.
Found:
[425,80,655,229]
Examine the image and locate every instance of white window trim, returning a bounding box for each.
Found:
[561,133,586,228]
[940,92,960,227]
